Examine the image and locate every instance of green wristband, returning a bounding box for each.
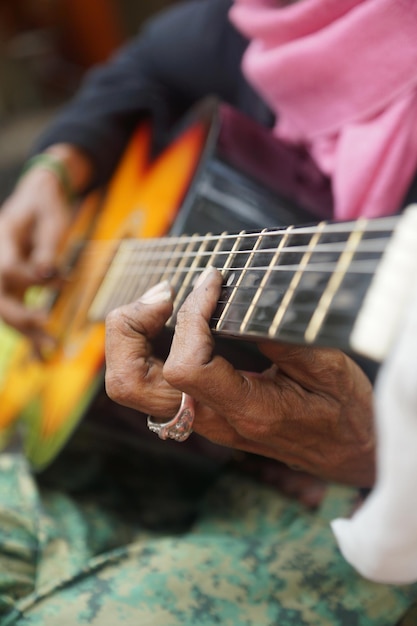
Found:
[20,154,76,204]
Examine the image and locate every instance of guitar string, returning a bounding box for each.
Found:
[86,261,381,278]
[171,300,359,339]
[60,221,398,327]
[207,319,355,337]
[89,274,371,324]
[77,251,374,338]
[211,294,361,317]
[77,238,390,258]
[89,235,380,331]
[73,214,399,248]
[66,214,398,256]
[89,292,362,334]
[38,218,403,345]
[196,284,364,337]
[79,247,383,314]
[207,308,361,335]
[72,233,391,271]
[63,214,395,309]
[72,227,394,252]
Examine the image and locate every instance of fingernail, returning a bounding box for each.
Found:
[194,265,216,289]
[139,281,172,304]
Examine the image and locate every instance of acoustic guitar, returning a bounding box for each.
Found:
[0,99,416,470]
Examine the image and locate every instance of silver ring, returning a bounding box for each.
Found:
[147,392,195,442]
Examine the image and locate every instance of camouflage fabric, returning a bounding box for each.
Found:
[0,448,417,626]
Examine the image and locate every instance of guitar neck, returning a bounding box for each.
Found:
[89,206,417,363]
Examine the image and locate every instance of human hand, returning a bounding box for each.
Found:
[0,146,92,349]
[105,267,376,487]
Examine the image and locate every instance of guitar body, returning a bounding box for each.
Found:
[4,99,405,470]
[0,109,211,468]
[0,100,322,469]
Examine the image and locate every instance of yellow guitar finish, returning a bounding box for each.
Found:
[0,120,207,469]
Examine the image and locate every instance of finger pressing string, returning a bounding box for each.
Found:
[163,265,248,414]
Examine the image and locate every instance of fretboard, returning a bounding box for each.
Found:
[88,206,417,362]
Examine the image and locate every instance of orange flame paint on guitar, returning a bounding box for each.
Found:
[0,99,344,469]
[0,116,208,469]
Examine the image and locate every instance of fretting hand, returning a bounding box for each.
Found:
[105,266,376,487]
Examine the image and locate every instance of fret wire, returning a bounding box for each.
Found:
[184,229,228,286]
[218,231,245,272]
[215,261,380,274]
[206,230,231,273]
[87,253,382,320]
[60,238,110,330]
[240,226,293,334]
[82,214,398,321]
[127,240,154,299]
[269,222,327,337]
[88,260,382,283]
[211,314,358,329]
[87,259,376,323]
[261,238,388,254]
[88,242,132,320]
[170,234,215,322]
[70,222,394,282]
[230,229,270,334]
[209,316,357,342]
[215,231,247,332]
[171,230,234,321]
[170,236,201,293]
[304,219,367,344]
[86,260,385,317]
[109,239,157,312]
[98,245,125,314]
[81,239,390,275]
[163,237,196,325]
[119,242,148,305]
[157,239,186,286]
[212,297,360,319]
[106,241,142,313]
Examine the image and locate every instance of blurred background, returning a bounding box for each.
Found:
[0,0,177,202]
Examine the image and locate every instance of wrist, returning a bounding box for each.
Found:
[20,154,76,205]
[44,144,93,195]
[20,145,93,204]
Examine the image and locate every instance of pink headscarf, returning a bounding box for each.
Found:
[229,0,417,220]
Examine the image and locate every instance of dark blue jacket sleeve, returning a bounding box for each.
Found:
[34,0,269,189]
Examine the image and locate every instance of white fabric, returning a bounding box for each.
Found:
[331,285,417,584]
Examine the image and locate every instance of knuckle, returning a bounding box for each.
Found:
[105,307,123,330]
[104,368,135,405]
[328,350,349,375]
[174,305,189,330]
[0,259,13,277]
[163,358,190,388]
[224,380,265,439]
[106,306,137,335]
[315,349,353,390]
[234,416,270,441]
